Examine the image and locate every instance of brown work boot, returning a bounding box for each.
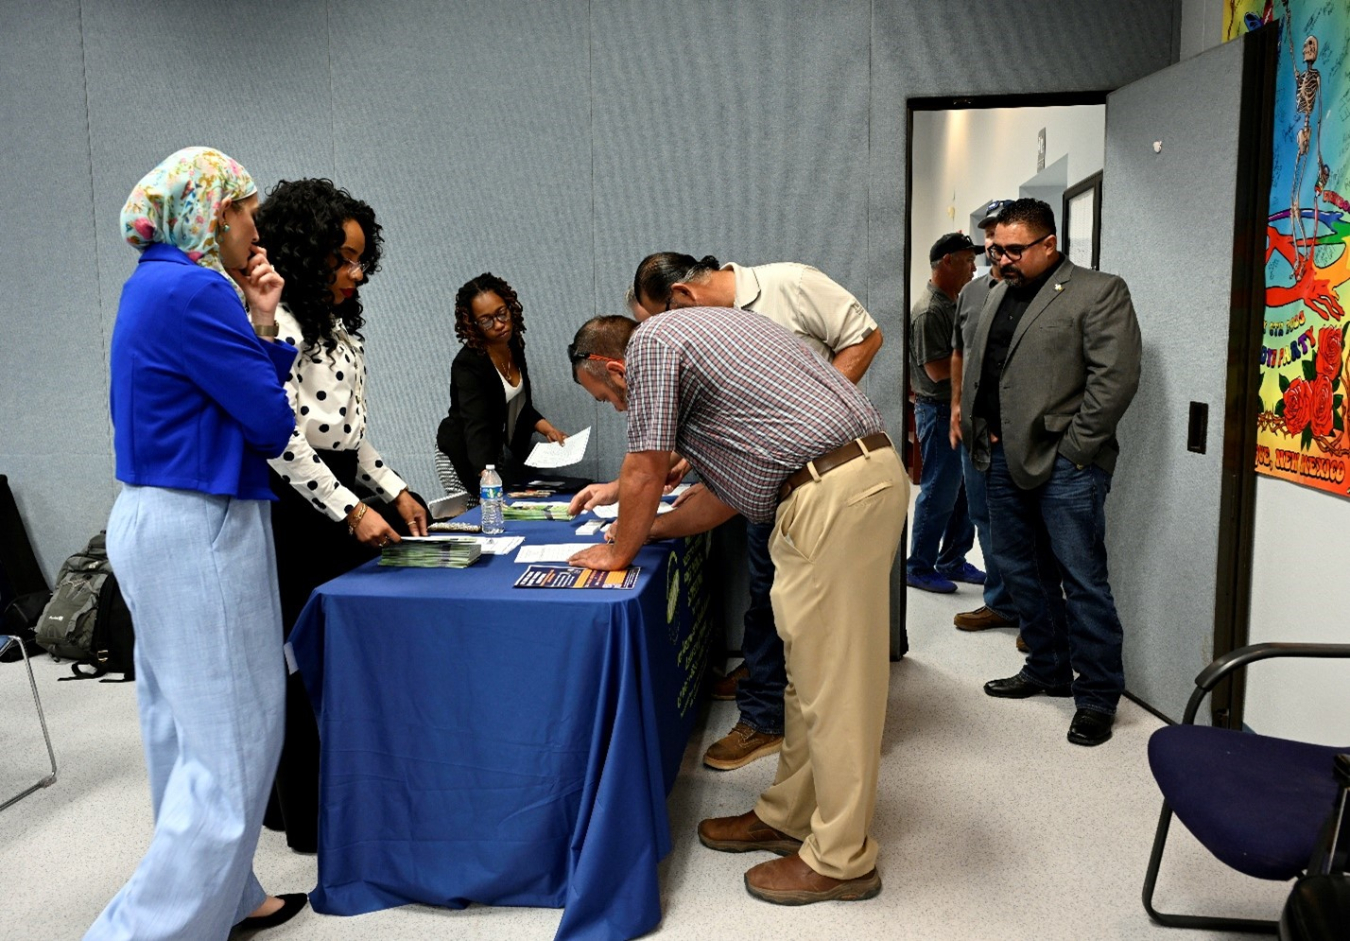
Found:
[698,810,802,855]
[744,854,881,905]
[1015,633,1029,653]
[703,722,783,771]
[711,662,749,701]
[953,605,1017,631]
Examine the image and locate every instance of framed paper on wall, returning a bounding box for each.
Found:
[1063,171,1102,270]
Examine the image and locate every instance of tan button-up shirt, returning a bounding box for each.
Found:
[727,262,877,362]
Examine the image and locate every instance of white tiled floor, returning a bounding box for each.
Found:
[1,556,1293,940]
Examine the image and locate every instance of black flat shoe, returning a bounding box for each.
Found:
[235,893,308,933]
[1067,708,1114,746]
[983,674,1072,699]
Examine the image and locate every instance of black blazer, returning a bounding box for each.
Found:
[436,341,543,487]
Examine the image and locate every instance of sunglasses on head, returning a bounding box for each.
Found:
[567,342,622,383]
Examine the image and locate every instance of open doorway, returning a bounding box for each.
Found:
[907,97,1108,319]
[894,93,1107,660]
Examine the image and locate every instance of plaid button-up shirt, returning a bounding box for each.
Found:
[624,307,885,523]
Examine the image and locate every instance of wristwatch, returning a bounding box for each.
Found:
[252,321,279,338]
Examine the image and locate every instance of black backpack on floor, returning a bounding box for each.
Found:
[34,532,135,682]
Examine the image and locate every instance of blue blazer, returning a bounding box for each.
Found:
[110,244,297,500]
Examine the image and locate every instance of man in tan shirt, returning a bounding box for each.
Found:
[631,252,882,770]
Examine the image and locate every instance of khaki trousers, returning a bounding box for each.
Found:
[754,444,908,879]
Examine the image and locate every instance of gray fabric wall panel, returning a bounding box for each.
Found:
[4,455,116,578]
[867,0,1180,426]
[590,0,874,476]
[0,0,116,574]
[591,0,871,299]
[1099,37,1245,720]
[2,0,1185,592]
[328,0,599,494]
[80,0,336,347]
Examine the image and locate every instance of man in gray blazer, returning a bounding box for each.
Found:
[956,198,1141,747]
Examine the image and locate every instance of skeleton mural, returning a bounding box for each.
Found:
[1235,0,1350,495]
[1289,28,1327,280]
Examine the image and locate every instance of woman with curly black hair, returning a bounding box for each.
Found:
[254,178,427,854]
[436,273,567,497]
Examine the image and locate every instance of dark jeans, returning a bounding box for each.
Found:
[960,446,1015,617]
[737,521,786,735]
[985,444,1126,714]
[907,398,974,577]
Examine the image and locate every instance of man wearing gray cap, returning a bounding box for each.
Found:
[949,201,1023,644]
[906,232,981,594]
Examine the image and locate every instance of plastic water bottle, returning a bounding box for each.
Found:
[480,465,504,534]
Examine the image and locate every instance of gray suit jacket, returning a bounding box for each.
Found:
[959,258,1142,489]
[953,273,995,353]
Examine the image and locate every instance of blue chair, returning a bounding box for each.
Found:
[1142,642,1350,933]
[1,631,57,811]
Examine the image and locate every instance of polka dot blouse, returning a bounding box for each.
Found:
[266,305,407,521]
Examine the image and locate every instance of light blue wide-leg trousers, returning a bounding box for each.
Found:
[86,485,286,941]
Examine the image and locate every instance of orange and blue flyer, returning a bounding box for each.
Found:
[513,564,641,589]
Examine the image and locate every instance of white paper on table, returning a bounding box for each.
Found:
[590,502,673,520]
[514,543,599,563]
[473,536,525,555]
[401,535,484,542]
[525,426,591,468]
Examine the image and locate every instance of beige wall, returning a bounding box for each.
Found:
[909,105,1104,308]
[1183,0,1350,746]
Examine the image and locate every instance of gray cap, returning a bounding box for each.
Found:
[977,199,1014,229]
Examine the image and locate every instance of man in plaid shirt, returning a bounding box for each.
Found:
[567,309,908,905]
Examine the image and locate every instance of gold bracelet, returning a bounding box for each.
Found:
[252,321,279,338]
[346,503,368,535]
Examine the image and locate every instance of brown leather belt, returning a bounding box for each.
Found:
[778,432,894,502]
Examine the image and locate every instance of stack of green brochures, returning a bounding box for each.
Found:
[502,501,576,521]
[379,535,483,568]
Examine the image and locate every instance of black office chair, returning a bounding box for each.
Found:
[1142,642,1350,934]
[1,629,59,811]
[0,474,51,662]
[0,474,49,605]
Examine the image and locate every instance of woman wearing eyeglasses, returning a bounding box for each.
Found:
[253,178,427,854]
[436,273,566,499]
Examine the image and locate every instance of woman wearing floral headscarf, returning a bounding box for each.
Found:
[87,147,306,939]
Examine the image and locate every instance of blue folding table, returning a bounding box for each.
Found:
[288,515,713,941]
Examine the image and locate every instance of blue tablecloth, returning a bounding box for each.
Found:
[288,514,713,941]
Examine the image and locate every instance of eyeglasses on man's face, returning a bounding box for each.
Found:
[476,310,511,330]
[988,232,1051,261]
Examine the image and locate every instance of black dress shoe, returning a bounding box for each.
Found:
[234,893,308,933]
[1067,708,1114,746]
[983,674,1072,699]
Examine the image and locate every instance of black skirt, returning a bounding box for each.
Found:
[267,448,413,852]
[270,449,409,633]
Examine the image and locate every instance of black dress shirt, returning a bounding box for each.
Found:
[973,257,1065,438]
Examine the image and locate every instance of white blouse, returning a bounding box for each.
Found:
[267,305,407,521]
[501,369,524,439]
